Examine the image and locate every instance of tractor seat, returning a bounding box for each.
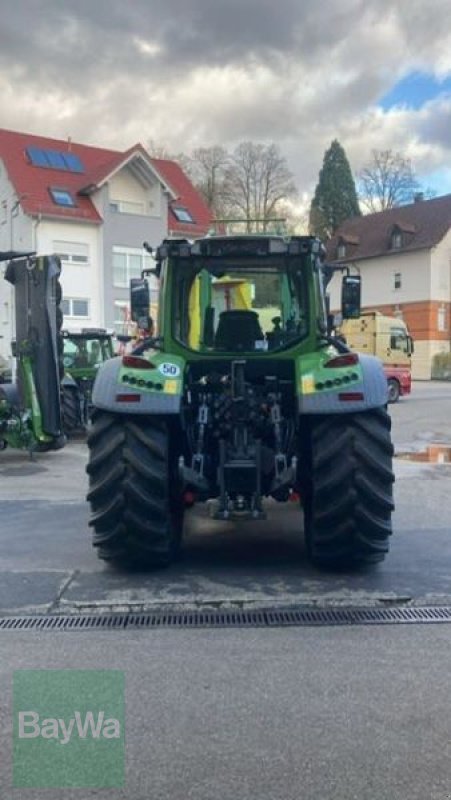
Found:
[214,310,264,351]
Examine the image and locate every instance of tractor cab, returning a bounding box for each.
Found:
[158,237,312,356]
[61,329,115,434]
[62,329,114,373]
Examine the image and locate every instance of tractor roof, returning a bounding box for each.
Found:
[156,235,324,261]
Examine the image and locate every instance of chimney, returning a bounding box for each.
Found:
[414,192,424,203]
[67,136,72,152]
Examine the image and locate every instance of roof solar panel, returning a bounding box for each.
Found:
[46,150,67,170]
[26,147,49,167]
[62,152,84,173]
[26,146,85,173]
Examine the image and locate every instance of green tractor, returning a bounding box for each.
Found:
[86,235,394,569]
[61,329,114,434]
[0,251,65,452]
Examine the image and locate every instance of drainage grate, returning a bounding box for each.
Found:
[2,605,451,630]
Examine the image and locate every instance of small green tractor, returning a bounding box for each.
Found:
[0,251,65,452]
[61,329,114,434]
[86,235,394,569]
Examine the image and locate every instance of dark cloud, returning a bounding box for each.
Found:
[0,0,451,199]
[0,0,386,84]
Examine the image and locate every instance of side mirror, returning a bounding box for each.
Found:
[407,335,414,356]
[341,275,361,319]
[130,278,150,330]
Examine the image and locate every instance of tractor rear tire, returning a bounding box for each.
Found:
[302,408,395,568]
[61,385,81,435]
[86,411,184,568]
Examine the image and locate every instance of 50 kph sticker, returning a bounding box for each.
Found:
[158,362,181,378]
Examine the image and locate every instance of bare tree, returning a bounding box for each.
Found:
[221,142,297,231]
[148,140,298,227]
[184,146,229,217]
[277,199,308,235]
[147,139,173,159]
[358,149,421,212]
[146,139,191,174]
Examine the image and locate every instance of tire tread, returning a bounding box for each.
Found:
[303,408,394,566]
[86,412,183,567]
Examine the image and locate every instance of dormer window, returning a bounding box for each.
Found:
[390,222,415,250]
[336,234,359,260]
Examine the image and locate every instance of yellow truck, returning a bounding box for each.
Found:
[339,311,413,403]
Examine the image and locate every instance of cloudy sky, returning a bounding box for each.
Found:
[1,0,451,201]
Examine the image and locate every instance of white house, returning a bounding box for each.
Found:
[0,128,214,366]
[326,194,451,379]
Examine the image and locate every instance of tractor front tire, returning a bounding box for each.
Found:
[61,385,81,435]
[86,412,183,568]
[302,408,395,568]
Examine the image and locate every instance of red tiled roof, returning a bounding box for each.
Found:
[327,194,451,263]
[0,128,213,234]
[151,157,214,237]
[0,128,119,223]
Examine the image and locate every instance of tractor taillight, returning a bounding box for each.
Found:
[115,393,141,403]
[338,392,364,402]
[122,355,155,370]
[324,353,359,368]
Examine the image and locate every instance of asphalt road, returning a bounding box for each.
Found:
[0,381,451,614]
[1,624,451,800]
[1,382,451,799]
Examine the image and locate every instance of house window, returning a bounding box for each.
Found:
[112,247,154,288]
[438,306,447,332]
[62,297,90,318]
[391,231,402,249]
[393,272,402,290]
[337,243,346,259]
[49,188,76,207]
[172,206,195,223]
[53,241,89,265]
[110,200,145,215]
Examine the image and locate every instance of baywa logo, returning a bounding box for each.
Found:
[18,709,121,745]
[13,670,125,788]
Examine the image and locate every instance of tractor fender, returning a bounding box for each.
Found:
[92,356,181,415]
[299,354,388,414]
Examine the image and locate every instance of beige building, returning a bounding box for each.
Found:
[326,194,451,379]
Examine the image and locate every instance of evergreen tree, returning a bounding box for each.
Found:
[309,140,361,240]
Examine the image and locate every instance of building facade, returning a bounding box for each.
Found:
[0,128,213,364]
[326,195,451,379]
